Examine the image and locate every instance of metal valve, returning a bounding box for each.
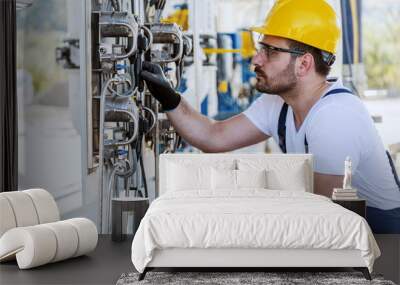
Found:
[99,12,139,61]
[148,23,184,64]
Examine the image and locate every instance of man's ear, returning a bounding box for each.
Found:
[296,53,314,77]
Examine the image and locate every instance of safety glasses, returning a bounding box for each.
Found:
[256,42,305,58]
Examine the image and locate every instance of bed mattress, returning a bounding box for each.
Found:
[131,190,380,273]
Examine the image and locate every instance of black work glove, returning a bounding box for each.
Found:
[140,62,181,111]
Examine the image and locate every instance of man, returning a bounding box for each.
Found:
[140,0,400,233]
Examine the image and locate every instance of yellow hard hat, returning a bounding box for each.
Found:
[251,0,341,54]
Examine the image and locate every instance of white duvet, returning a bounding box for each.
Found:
[131,190,380,273]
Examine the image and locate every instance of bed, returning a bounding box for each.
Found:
[131,153,380,280]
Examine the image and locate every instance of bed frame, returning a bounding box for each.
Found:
[140,248,371,280]
[138,154,372,281]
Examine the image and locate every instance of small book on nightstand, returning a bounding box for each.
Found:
[332,187,359,200]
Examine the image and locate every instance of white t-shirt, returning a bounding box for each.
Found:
[243,79,400,210]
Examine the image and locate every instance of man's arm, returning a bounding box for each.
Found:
[167,98,269,153]
[314,172,343,197]
[140,62,269,152]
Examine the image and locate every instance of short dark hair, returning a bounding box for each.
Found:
[286,39,331,77]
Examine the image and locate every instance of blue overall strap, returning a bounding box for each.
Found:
[322,88,353,98]
[277,87,400,191]
[278,88,353,154]
[278,103,289,153]
[386,151,400,190]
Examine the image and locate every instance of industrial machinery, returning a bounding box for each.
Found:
[85,0,192,234]
[47,0,367,235]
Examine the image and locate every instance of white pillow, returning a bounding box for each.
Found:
[236,169,268,189]
[211,168,236,190]
[266,163,307,191]
[237,158,309,191]
[167,163,211,191]
[211,169,268,190]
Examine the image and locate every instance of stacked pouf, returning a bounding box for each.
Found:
[0,188,98,269]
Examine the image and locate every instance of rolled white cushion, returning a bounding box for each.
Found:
[0,189,59,239]
[0,192,39,227]
[0,226,57,269]
[64,218,98,257]
[0,218,98,269]
[24,188,60,223]
[0,196,17,237]
[42,221,79,262]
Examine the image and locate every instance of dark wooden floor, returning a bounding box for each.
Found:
[0,235,134,285]
[1,235,398,285]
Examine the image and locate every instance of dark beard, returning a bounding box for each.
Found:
[255,58,297,94]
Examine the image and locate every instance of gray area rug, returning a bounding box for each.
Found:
[116,271,396,285]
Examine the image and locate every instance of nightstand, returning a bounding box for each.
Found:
[112,197,149,242]
[332,198,366,218]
